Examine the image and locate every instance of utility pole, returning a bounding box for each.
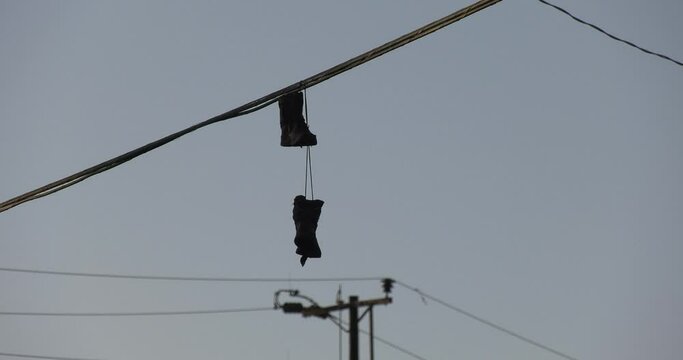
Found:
[369,305,374,360]
[349,296,359,360]
[275,278,395,360]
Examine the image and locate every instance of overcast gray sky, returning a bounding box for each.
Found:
[1,0,682,359]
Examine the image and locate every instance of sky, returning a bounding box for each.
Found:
[1,0,682,359]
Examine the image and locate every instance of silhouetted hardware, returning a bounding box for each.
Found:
[275,288,393,360]
[278,92,317,147]
[281,302,304,313]
[382,278,394,295]
[293,195,324,266]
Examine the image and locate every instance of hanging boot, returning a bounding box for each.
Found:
[279,92,317,147]
[292,195,324,266]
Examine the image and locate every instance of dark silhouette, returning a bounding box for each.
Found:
[292,195,324,266]
[278,92,317,147]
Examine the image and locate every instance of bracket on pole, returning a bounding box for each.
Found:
[274,279,395,360]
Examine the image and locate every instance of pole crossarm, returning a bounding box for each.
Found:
[300,297,392,318]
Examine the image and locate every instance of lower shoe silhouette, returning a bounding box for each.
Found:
[279,92,317,147]
[292,195,324,266]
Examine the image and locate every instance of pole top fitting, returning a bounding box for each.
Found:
[382,278,395,297]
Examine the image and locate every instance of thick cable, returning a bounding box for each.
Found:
[0,306,274,317]
[0,97,279,214]
[537,0,683,67]
[0,352,100,360]
[0,0,503,213]
[395,280,578,360]
[0,267,383,282]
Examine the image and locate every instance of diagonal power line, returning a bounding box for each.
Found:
[328,315,429,360]
[395,280,578,360]
[0,0,503,214]
[0,352,100,360]
[537,0,683,67]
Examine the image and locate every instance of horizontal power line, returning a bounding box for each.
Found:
[0,267,383,282]
[0,268,577,359]
[0,352,99,360]
[0,0,503,214]
[537,0,683,67]
[0,306,274,317]
[395,280,578,360]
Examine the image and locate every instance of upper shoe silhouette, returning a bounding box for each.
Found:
[278,92,317,147]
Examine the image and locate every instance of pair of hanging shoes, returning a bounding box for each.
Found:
[279,92,323,266]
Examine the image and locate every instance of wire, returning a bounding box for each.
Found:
[0,306,274,317]
[303,89,314,199]
[326,316,347,332]
[395,280,577,360]
[0,0,502,214]
[537,0,683,68]
[0,267,383,282]
[0,103,260,214]
[0,352,99,360]
[0,268,576,360]
[367,333,429,360]
[327,315,429,360]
